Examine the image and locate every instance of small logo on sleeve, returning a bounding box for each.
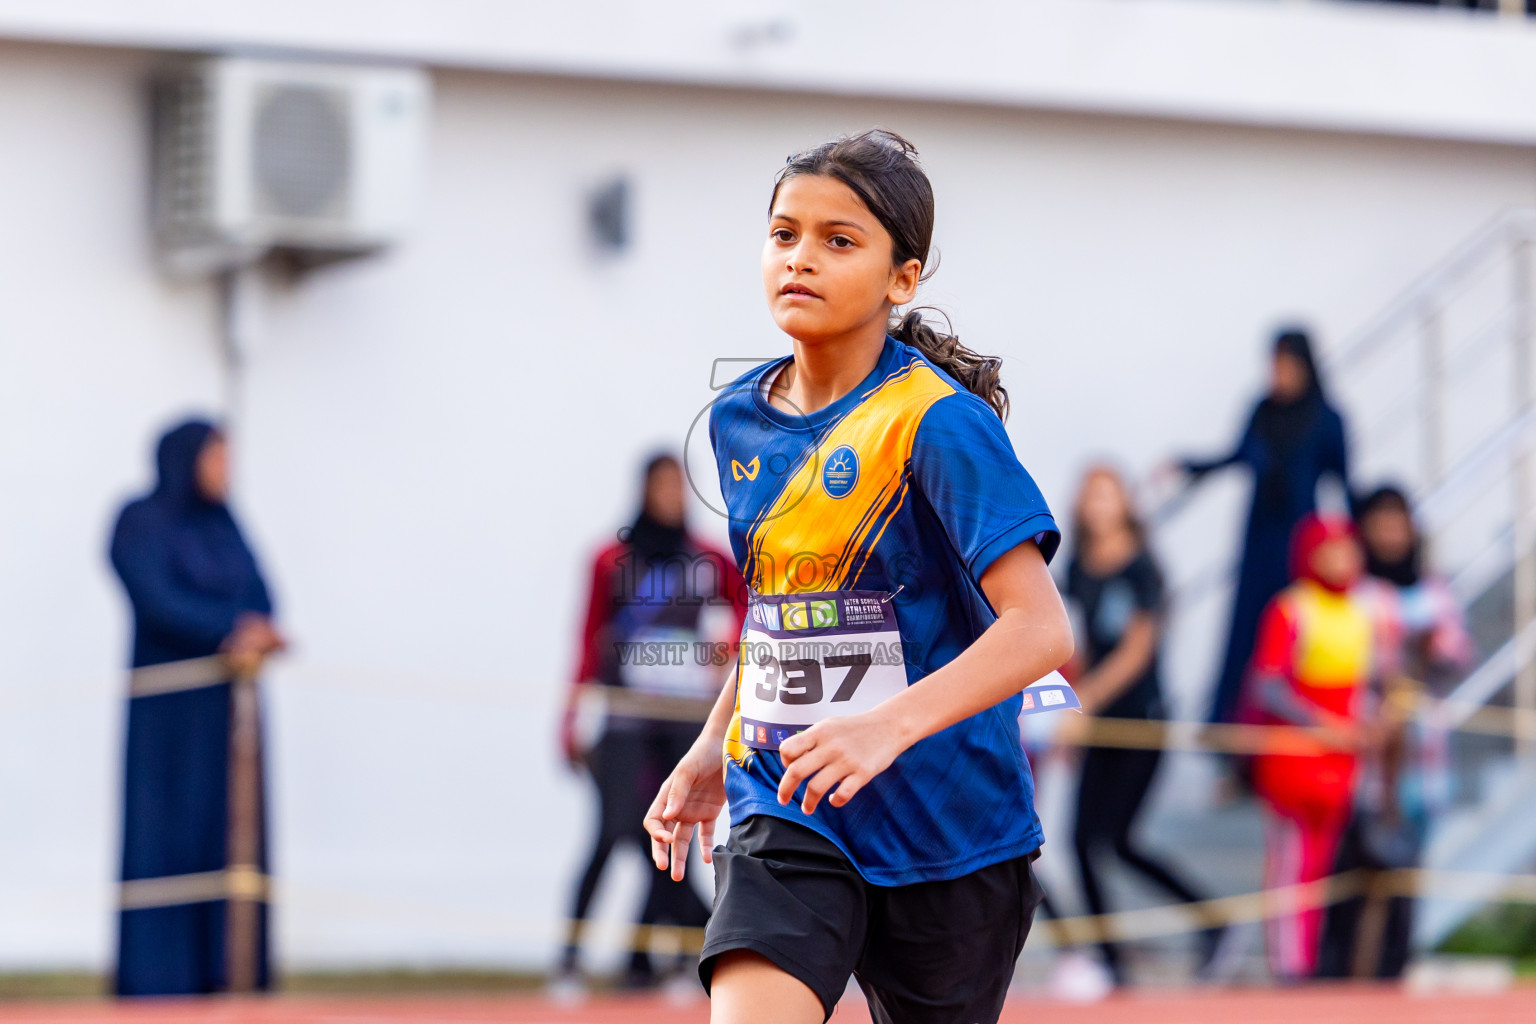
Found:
[731,456,760,481]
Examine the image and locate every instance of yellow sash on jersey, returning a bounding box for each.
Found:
[744,359,954,595]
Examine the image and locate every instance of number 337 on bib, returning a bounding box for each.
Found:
[737,590,1078,751]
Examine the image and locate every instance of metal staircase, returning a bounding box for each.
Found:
[1156,207,1536,949]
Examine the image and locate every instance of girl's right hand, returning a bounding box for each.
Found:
[643,740,727,882]
[558,706,583,769]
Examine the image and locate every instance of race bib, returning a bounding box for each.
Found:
[736,589,1079,751]
[1020,671,1081,713]
[738,589,907,751]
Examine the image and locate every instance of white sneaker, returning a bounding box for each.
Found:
[547,971,588,1006]
[1050,951,1114,1003]
[662,971,704,1005]
[1199,921,1254,985]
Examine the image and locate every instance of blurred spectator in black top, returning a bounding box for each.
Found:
[1062,465,1221,985]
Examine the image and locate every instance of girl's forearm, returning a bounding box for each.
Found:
[696,670,740,747]
[880,605,1072,749]
[1255,675,1320,726]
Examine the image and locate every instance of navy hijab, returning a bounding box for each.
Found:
[1248,328,1331,509]
[109,419,272,668]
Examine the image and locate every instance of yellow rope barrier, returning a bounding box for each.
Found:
[100,659,1536,959]
[120,865,270,911]
[94,656,1536,750]
[262,867,1536,958]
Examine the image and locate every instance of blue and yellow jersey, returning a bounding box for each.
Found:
[709,335,1059,885]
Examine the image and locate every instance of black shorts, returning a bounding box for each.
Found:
[699,815,1044,1024]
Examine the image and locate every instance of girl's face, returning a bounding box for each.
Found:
[1271,351,1311,402]
[1309,535,1364,590]
[1076,471,1130,541]
[762,174,920,346]
[195,434,229,503]
[1361,505,1415,565]
[644,462,686,528]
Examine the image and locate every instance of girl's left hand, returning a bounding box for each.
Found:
[777,709,907,815]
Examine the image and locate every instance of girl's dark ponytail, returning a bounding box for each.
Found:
[889,308,1009,422]
[772,128,1012,422]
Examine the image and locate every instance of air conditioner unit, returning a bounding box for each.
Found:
[152,56,429,275]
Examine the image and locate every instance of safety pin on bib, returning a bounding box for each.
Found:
[880,584,905,604]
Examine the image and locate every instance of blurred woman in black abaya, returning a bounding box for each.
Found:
[109,419,284,995]
[1179,328,1353,725]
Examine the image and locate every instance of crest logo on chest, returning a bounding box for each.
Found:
[822,445,859,498]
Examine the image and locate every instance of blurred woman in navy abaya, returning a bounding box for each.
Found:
[1179,329,1353,725]
[109,419,285,995]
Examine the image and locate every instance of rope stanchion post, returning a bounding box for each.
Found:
[225,667,263,993]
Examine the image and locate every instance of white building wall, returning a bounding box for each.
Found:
[6,0,1536,146]
[0,41,1533,968]
[0,41,225,967]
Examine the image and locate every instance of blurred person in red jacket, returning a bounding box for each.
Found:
[556,453,747,990]
[1245,513,1378,982]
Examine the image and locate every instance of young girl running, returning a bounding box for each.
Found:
[642,129,1074,1024]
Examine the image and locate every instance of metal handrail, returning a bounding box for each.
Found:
[1353,300,1514,454]
[1415,405,1536,526]
[1440,620,1536,730]
[1154,208,1536,743]
[1328,208,1536,376]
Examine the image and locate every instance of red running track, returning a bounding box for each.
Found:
[0,987,1532,1023]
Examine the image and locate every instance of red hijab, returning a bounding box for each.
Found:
[1290,512,1360,593]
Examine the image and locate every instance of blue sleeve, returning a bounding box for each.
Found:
[1183,404,1260,479]
[109,505,242,652]
[1321,406,1357,515]
[245,562,274,617]
[910,394,1060,580]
